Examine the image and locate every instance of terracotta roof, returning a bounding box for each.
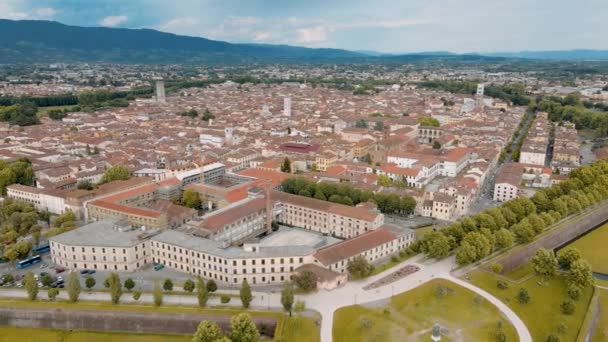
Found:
[202,198,266,232]
[90,199,161,218]
[237,168,289,186]
[271,190,380,222]
[313,227,396,265]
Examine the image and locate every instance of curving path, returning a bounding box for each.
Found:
[298,255,532,342]
[0,256,532,342]
[443,275,532,342]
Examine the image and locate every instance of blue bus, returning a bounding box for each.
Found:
[33,244,50,254]
[17,255,42,269]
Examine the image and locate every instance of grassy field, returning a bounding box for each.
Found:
[0,327,191,342]
[0,298,318,342]
[565,223,608,274]
[333,279,517,342]
[414,225,435,239]
[590,288,608,342]
[467,265,593,342]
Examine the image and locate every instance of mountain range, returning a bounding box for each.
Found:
[1,19,607,64]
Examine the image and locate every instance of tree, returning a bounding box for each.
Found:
[377,175,392,187]
[558,247,581,270]
[240,279,253,309]
[100,165,130,184]
[567,260,594,289]
[517,288,531,304]
[547,334,561,342]
[494,229,514,250]
[417,117,440,127]
[192,320,224,342]
[280,157,291,173]
[124,278,135,291]
[513,222,535,243]
[281,281,295,317]
[294,300,306,313]
[132,290,142,300]
[347,256,374,279]
[153,281,163,306]
[455,241,478,266]
[432,141,441,149]
[229,313,260,342]
[374,121,384,131]
[67,271,81,302]
[427,233,451,259]
[41,273,54,287]
[182,189,201,209]
[107,273,122,304]
[560,300,576,315]
[293,270,317,292]
[183,279,195,292]
[567,284,582,300]
[202,108,215,122]
[77,179,94,190]
[47,288,59,301]
[24,272,38,301]
[531,248,558,278]
[197,277,208,307]
[163,278,173,291]
[206,279,217,293]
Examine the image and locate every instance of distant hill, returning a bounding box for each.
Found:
[1,19,606,64]
[483,50,608,61]
[0,19,364,64]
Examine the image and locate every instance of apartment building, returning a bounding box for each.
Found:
[519,112,550,166]
[271,190,384,239]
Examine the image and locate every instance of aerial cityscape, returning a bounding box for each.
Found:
[1,1,608,342]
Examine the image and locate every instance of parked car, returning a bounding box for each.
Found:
[51,279,64,288]
[86,270,96,275]
[55,267,65,273]
[80,269,90,275]
[154,264,165,271]
[14,275,23,281]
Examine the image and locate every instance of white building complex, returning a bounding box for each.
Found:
[49,184,415,289]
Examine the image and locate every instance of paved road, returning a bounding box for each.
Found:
[0,255,532,342]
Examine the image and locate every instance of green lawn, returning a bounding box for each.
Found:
[467,266,593,342]
[414,225,435,239]
[281,316,320,342]
[0,327,191,342]
[0,298,318,342]
[592,288,608,342]
[565,223,608,274]
[333,279,517,342]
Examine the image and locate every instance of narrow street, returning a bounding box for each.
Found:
[469,110,534,214]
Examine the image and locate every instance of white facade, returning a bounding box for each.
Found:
[283,97,292,116]
[519,151,546,166]
[493,182,519,202]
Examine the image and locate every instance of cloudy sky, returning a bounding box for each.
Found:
[1,0,606,53]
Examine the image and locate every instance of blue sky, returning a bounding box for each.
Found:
[1,0,606,53]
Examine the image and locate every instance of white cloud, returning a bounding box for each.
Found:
[158,17,200,35]
[0,1,57,20]
[98,15,128,27]
[253,31,272,41]
[296,26,331,44]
